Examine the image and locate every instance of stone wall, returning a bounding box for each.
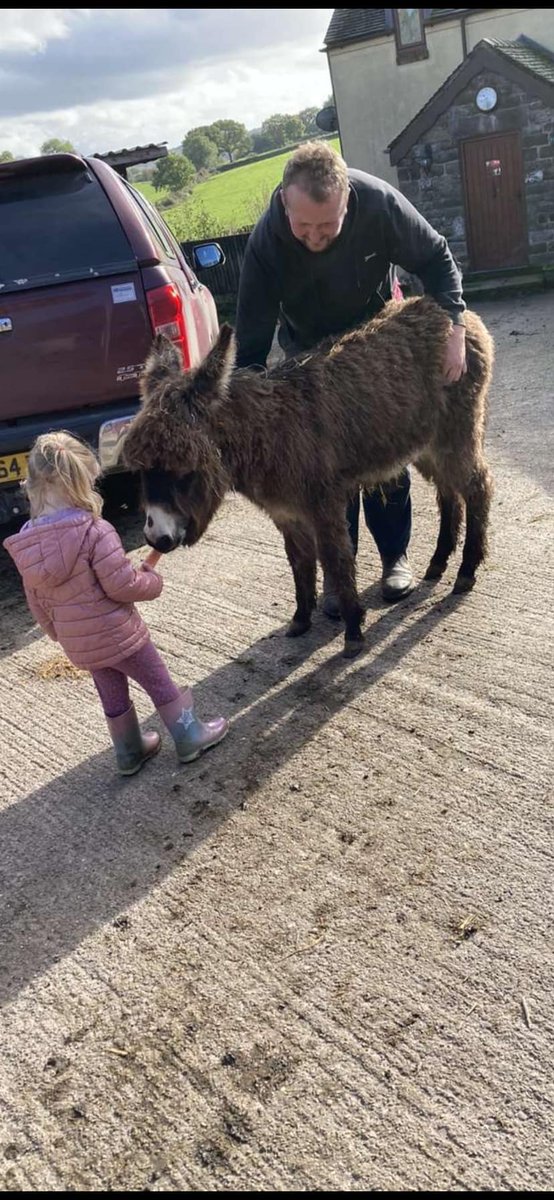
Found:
[396,68,554,270]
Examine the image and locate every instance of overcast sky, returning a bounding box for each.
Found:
[0,8,335,158]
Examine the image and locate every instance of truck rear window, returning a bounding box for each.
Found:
[0,164,136,293]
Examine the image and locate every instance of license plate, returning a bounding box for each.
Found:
[0,452,29,486]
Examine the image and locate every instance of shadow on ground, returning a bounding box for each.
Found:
[0,576,463,1007]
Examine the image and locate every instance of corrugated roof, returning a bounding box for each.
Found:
[95,142,167,161]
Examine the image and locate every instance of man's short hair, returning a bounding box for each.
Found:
[282,140,349,203]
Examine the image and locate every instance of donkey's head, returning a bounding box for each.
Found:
[122,324,236,553]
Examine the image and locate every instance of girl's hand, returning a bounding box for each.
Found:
[142,548,161,571]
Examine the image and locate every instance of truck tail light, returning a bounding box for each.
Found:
[146,283,191,368]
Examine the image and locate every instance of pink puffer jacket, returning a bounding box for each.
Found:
[4,508,163,669]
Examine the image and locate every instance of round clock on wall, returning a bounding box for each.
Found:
[476,86,498,112]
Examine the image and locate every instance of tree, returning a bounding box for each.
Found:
[40,137,76,155]
[0,150,14,162]
[251,130,274,155]
[152,152,195,193]
[210,119,251,163]
[298,107,319,135]
[182,131,218,171]
[260,113,304,150]
[184,124,216,141]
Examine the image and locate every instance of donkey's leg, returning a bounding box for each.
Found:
[415,454,464,582]
[278,520,318,637]
[425,491,464,580]
[314,515,365,657]
[453,460,493,593]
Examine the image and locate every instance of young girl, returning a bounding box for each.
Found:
[3,431,228,776]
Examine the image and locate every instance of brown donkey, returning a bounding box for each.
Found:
[122,295,494,657]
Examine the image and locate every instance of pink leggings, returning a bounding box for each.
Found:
[91,640,181,718]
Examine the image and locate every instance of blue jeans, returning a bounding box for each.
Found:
[346,469,412,561]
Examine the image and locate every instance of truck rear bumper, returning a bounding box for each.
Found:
[0,400,139,524]
[0,398,139,458]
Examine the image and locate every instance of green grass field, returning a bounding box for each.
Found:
[135,138,341,237]
[133,180,166,203]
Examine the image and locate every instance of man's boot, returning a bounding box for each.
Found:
[380,552,415,602]
[106,704,161,776]
[157,688,228,764]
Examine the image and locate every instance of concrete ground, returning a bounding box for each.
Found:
[0,291,553,1191]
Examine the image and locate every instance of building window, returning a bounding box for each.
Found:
[393,9,429,64]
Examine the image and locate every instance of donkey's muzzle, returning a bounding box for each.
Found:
[148,534,176,554]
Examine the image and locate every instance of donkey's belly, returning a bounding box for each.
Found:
[356,456,417,490]
[263,500,307,525]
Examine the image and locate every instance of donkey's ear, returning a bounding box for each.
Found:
[152,333,183,370]
[195,323,236,401]
[141,333,184,399]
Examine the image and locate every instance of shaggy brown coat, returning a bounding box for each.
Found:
[122,295,494,656]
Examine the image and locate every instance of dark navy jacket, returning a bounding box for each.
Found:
[235,169,466,368]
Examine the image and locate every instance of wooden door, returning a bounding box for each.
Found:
[461,131,528,270]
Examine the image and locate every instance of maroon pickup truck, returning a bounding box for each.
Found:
[0,152,222,522]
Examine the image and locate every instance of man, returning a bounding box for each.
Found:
[235,141,467,614]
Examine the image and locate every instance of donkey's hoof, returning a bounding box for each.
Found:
[424,559,446,581]
[452,573,476,594]
[286,617,311,638]
[343,637,364,659]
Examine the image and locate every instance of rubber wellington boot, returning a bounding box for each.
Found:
[157,689,228,764]
[106,704,161,776]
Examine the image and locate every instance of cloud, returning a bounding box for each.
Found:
[0,8,75,54]
[0,8,334,156]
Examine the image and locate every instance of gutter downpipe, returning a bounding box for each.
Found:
[461,12,468,59]
[323,45,345,153]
